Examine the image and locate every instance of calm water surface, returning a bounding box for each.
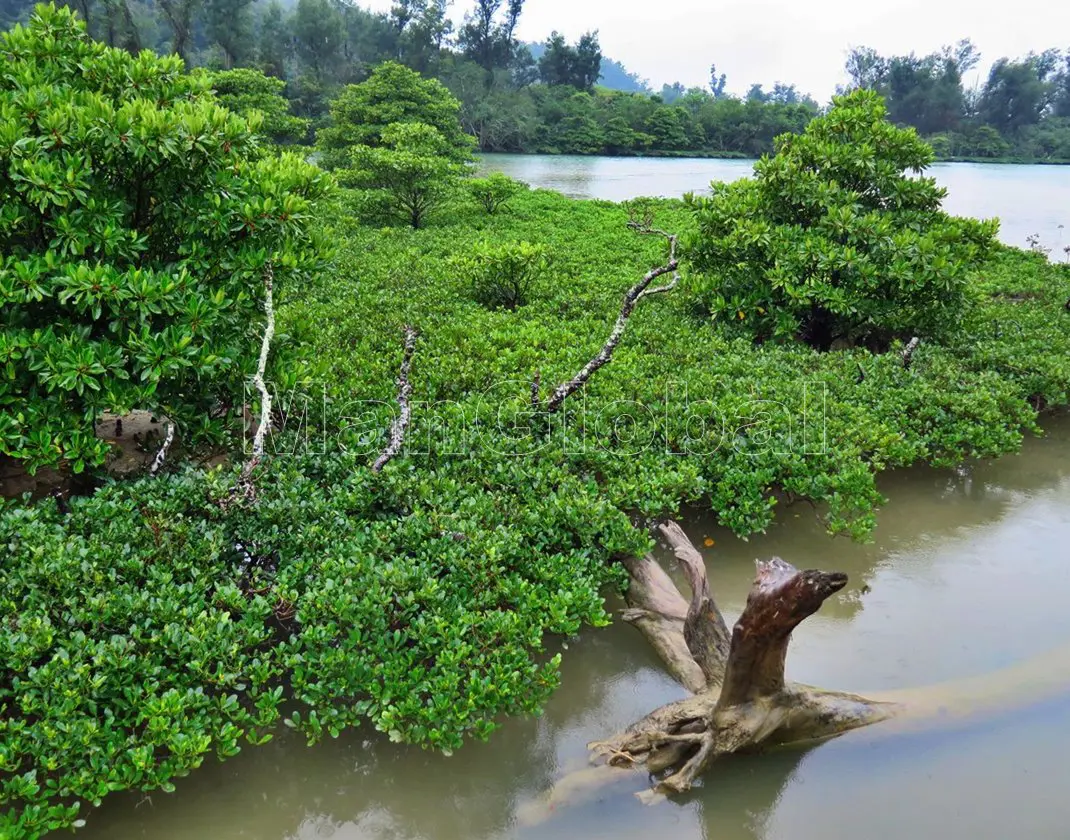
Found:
[476,153,1070,254]
[72,415,1070,840]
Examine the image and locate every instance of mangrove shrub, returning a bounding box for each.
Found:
[685,89,999,350]
[468,172,526,215]
[345,122,467,229]
[0,5,333,473]
[317,61,475,171]
[207,68,311,146]
[453,240,550,310]
[0,451,643,838]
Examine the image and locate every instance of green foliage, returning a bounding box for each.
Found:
[456,0,524,75]
[4,186,1069,838]
[685,89,999,349]
[450,239,550,309]
[0,5,334,473]
[0,451,641,837]
[317,61,475,171]
[206,68,310,145]
[845,43,1070,162]
[344,121,466,229]
[468,171,526,214]
[537,30,601,91]
[290,187,1067,542]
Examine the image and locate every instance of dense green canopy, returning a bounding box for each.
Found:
[0,6,332,473]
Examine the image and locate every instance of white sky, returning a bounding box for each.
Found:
[362,0,1070,100]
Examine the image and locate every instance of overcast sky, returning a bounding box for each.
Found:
[362,0,1069,100]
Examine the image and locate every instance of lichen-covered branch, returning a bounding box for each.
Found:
[228,264,276,505]
[902,336,920,369]
[372,325,419,473]
[535,224,680,414]
[149,422,175,476]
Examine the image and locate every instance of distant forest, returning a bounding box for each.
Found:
[2,0,1069,160]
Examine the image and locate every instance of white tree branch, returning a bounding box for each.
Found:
[539,223,680,415]
[149,422,175,476]
[372,325,419,473]
[229,263,276,504]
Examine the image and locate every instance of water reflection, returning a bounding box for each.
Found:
[70,416,1070,840]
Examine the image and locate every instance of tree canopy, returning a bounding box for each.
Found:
[317,61,473,169]
[686,89,998,349]
[0,5,333,473]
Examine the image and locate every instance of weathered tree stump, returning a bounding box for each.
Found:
[524,521,900,819]
[590,523,895,798]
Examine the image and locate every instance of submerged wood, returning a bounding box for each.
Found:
[522,518,1070,826]
[579,522,896,803]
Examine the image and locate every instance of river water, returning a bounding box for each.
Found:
[72,414,1070,839]
[476,154,1070,255]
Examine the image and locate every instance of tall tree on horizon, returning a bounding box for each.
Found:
[157,0,198,63]
[709,63,727,98]
[458,0,524,76]
[205,0,255,68]
[258,0,288,78]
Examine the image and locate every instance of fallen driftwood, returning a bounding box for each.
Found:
[594,522,894,799]
[523,519,1070,824]
[519,522,904,822]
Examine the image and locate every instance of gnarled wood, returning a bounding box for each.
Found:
[372,325,419,473]
[227,264,276,506]
[618,553,706,693]
[717,559,846,707]
[902,336,921,369]
[566,523,894,810]
[659,521,730,687]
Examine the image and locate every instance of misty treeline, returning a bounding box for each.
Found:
[3,0,1068,160]
[842,40,1070,161]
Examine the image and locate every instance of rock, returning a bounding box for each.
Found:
[94,410,175,478]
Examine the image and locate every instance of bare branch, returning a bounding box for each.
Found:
[149,422,175,476]
[227,264,276,506]
[540,225,680,415]
[372,325,419,473]
[658,521,730,687]
[901,336,920,369]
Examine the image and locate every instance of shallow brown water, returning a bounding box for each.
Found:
[71,415,1070,840]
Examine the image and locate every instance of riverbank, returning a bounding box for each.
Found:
[936,155,1070,165]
